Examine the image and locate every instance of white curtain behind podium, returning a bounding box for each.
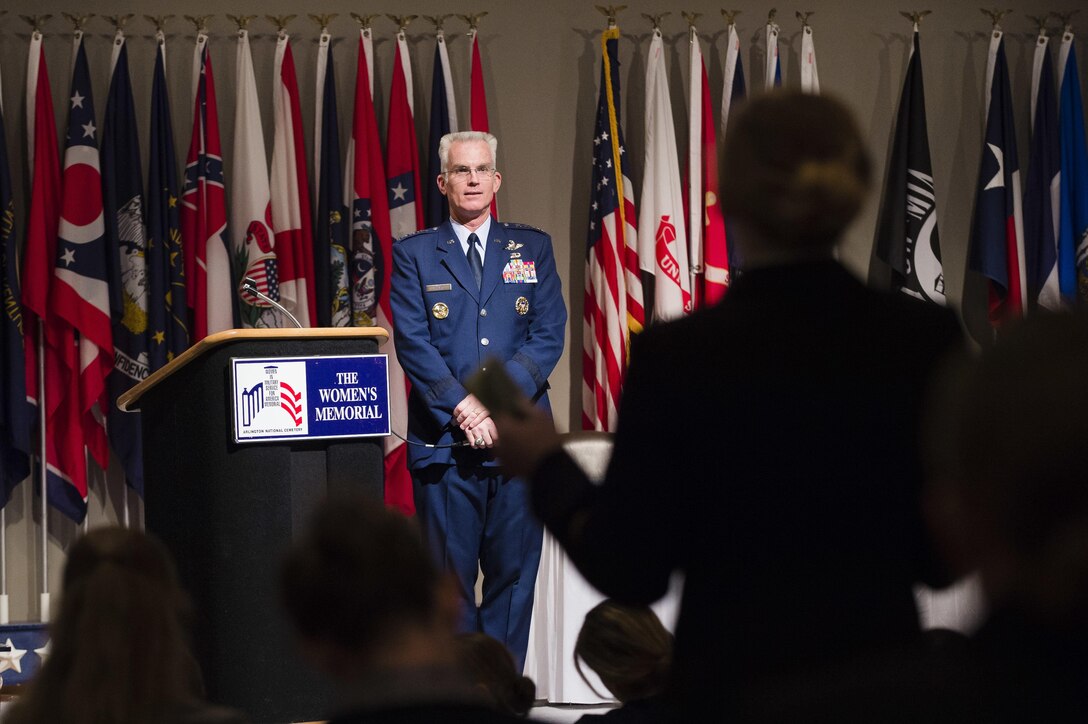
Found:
[524,433,682,704]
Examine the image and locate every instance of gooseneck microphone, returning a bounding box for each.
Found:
[241,277,303,329]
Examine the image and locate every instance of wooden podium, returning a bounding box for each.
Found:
[119,328,389,723]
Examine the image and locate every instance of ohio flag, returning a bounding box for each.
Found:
[48,33,115,520]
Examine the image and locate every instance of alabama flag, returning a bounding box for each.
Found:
[270,33,316,327]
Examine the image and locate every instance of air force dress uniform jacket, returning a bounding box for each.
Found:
[390,220,567,468]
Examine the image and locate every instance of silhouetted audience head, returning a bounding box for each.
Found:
[5,527,220,724]
[280,495,451,669]
[927,311,1088,626]
[574,600,673,703]
[720,91,871,260]
[453,633,535,716]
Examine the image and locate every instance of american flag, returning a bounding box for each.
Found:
[583,26,638,432]
[242,256,280,306]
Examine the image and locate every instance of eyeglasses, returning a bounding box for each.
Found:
[445,165,496,181]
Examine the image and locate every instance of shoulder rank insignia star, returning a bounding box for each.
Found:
[504,240,524,251]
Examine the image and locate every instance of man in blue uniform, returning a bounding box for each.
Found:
[390,131,566,670]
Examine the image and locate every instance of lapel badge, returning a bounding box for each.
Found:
[446,239,456,245]
[504,240,524,251]
[515,296,529,316]
[509,252,522,259]
[432,302,450,320]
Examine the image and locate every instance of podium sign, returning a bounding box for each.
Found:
[231,354,390,443]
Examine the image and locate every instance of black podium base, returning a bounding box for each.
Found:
[140,333,384,723]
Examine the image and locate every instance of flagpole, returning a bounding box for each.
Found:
[38,324,48,622]
[1,507,8,624]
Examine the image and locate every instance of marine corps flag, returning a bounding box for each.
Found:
[101,30,149,493]
[0,64,32,506]
[232,28,277,329]
[49,33,115,520]
[583,26,638,432]
[270,32,317,327]
[146,33,188,370]
[1057,29,1088,305]
[1024,30,1060,310]
[315,30,348,327]
[968,28,1027,326]
[181,33,234,340]
[639,27,692,322]
[875,28,946,306]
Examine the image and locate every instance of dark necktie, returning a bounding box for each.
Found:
[467,232,483,290]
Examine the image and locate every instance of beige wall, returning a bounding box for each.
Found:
[1,1,1085,620]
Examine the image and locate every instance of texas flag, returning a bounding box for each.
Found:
[968,28,1026,327]
[270,33,316,327]
[387,31,424,239]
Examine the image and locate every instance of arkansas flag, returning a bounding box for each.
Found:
[639,28,692,322]
[968,28,1027,326]
[270,32,316,327]
[48,33,115,520]
[181,33,234,340]
[232,28,277,329]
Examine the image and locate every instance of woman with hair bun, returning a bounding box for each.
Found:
[495,91,964,719]
[5,528,248,724]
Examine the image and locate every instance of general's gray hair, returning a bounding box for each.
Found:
[439,131,498,172]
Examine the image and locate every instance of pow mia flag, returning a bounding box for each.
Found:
[875,28,946,306]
